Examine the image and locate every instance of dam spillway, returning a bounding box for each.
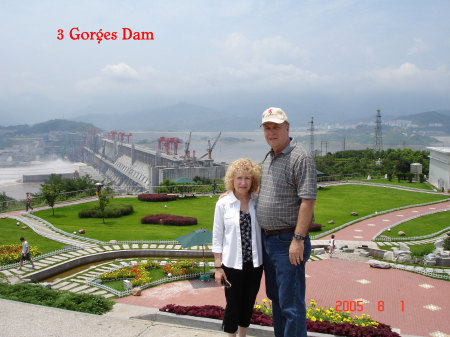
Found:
[83,137,227,192]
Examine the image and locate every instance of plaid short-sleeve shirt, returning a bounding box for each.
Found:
[256,138,317,231]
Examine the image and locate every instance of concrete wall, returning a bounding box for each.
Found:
[23,173,75,183]
[428,147,450,192]
[27,249,213,281]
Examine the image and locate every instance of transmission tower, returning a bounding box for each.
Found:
[309,117,315,156]
[374,108,383,152]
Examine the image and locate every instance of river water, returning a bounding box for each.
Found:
[0,159,90,200]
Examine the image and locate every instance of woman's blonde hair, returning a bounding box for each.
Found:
[224,158,261,193]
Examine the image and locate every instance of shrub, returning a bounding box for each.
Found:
[138,193,178,202]
[0,283,113,315]
[444,236,450,251]
[78,204,133,218]
[141,214,197,226]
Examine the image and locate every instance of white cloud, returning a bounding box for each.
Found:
[365,62,450,91]
[101,62,139,81]
[407,38,426,55]
[75,62,140,92]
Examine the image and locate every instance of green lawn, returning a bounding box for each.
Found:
[377,243,436,257]
[313,185,447,233]
[34,196,219,241]
[379,211,449,238]
[31,186,448,240]
[352,178,434,190]
[0,218,67,253]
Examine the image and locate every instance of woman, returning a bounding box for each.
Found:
[212,158,263,337]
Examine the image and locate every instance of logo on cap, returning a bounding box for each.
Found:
[268,109,273,114]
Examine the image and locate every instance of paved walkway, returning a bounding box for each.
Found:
[1,195,449,337]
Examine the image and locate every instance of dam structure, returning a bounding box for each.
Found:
[83,136,227,192]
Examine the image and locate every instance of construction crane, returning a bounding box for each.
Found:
[199,132,221,160]
[183,132,192,160]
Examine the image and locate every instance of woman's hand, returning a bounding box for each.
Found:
[214,268,227,286]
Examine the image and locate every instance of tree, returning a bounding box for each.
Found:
[41,177,61,216]
[97,187,113,224]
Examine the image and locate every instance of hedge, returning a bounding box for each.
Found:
[79,204,133,218]
[141,214,197,226]
[138,194,178,202]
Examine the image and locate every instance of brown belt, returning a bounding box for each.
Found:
[263,227,295,236]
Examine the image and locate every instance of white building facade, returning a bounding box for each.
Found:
[427,147,450,192]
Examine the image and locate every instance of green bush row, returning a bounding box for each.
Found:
[78,204,133,218]
[0,283,114,315]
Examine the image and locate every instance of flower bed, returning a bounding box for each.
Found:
[160,299,401,337]
[0,244,41,265]
[98,260,159,287]
[162,260,199,276]
[98,260,200,288]
[141,214,197,226]
[138,194,178,202]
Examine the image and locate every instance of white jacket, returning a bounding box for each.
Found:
[212,191,263,269]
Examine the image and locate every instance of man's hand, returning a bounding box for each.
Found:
[214,268,227,286]
[289,239,304,266]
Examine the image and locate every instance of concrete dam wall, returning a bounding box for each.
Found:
[83,137,227,191]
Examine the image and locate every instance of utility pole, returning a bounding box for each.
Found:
[374,108,383,152]
[309,117,315,156]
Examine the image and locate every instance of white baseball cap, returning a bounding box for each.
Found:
[261,107,289,126]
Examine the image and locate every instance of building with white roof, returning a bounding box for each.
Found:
[427,147,450,192]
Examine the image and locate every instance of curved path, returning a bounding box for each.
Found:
[321,200,450,241]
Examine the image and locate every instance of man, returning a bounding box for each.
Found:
[256,107,317,337]
[18,237,35,270]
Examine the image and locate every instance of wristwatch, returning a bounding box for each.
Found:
[293,233,306,241]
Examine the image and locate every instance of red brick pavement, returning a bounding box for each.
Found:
[116,259,450,336]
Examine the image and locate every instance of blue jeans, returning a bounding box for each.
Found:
[262,231,311,337]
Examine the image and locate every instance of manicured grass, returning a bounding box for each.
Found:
[379,211,450,238]
[313,185,447,234]
[32,186,448,240]
[0,218,67,253]
[377,243,436,257]
[353,178,434,190]
[34,196,219,241]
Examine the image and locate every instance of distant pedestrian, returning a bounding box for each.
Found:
[18,237,35,270]
[329,234,335,258]
[25,193,33,213]
[213,180,217,195]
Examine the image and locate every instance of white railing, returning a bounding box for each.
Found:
[19,213,186,246]
[85,271,212,297]
[390,264,450,280]
[0,246,79,271]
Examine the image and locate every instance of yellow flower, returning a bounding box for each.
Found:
[263,299,267,303]
[311,317,317,322]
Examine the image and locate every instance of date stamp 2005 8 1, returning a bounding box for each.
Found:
[335,300,405,312]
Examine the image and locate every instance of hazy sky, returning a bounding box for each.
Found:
[1,0,449,126]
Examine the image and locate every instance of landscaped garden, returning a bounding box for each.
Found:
[30,185,448,241]
[0,218,67,265]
